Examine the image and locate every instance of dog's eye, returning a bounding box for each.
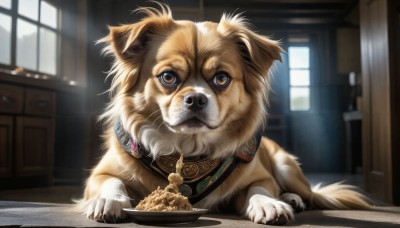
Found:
[158,71,179,87]
[211,72,231,88]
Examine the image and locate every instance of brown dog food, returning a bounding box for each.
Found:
[135,154,193,211]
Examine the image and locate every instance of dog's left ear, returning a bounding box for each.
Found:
[218,14,283,93]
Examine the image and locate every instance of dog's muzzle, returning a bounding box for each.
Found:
[184,93,208,112]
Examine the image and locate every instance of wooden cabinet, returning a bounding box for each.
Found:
[0,84,55,187]
[0,116,13,177]
[15,117,54,176]
[24,89,55,117]
[0,84,24,114]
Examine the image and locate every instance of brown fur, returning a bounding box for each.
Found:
[77,3,371,225]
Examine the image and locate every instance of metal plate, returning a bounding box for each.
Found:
[123,208,208,224]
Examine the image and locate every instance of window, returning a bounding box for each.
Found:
[0,11,11,64]
[288,46,311,111]
[0,0,59,76]
[0,0,11,10]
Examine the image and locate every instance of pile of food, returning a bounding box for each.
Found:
[135,154,193,211]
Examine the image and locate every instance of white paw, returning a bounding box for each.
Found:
[84,195,131,223]
[246,194,294,225]
[280,193,306,213]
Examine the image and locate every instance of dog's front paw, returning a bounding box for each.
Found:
[246,195,294,225]
[84,195,131,223]
[280,193,306,213]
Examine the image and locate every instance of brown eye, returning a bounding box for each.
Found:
[212,72,231,88]
[158,71,180,87]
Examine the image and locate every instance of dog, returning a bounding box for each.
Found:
[77,3,371,225]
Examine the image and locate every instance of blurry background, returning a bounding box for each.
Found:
[0,0,399,205]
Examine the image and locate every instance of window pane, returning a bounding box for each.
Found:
[39,28,57,75]
[0,0,11,9]
[18,0,39,21]
[290,70,310,86]
[290,87,310,111]
[17,19,38,70]
[288,47,309,68]
[0,13,11,64]
[40,1,57,28]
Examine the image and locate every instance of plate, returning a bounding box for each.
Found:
[123,208,208,224]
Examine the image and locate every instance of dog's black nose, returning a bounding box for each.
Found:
[184,93,208,111]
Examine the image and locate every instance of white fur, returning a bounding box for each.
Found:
[137,122,240,159]
[84,178,131,222]
[243,186,294,224]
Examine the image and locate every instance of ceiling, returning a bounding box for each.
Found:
[95,0,359,28]
[201,0,358,26]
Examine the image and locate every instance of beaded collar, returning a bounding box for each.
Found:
[114,117,262,204]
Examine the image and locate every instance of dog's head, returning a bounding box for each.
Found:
[101,3,282,159]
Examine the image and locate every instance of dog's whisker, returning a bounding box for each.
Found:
[144,108,167,122]
[152,114,165,125]
[156,121,167,134]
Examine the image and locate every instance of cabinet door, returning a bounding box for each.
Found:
[15,117,54,177]
[0,84,24,114]
[24,89,55,117]
[0,116,13,177]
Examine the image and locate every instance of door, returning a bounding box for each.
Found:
[360,0,400,204]
[15,117,54,177]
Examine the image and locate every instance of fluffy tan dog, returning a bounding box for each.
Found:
[77,3,371,225]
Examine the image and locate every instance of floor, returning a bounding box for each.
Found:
[2,200,400,227]
[0,173,383,204]
[1,173,398,227]
[0,185,82,204]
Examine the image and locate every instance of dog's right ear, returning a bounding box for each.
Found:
[99,6,174,63]
[106,23,150,62]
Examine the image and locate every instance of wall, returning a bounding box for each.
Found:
[53,0,91,183]
[282,30,349,173]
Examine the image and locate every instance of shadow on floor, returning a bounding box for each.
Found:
[289,209,400,227]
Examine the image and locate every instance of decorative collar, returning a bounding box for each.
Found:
[114,117,263,204]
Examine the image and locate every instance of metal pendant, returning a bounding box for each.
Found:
[179,184,193,197]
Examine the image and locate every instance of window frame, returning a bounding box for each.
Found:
[0,0,61,76]
[288,44,312,112]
